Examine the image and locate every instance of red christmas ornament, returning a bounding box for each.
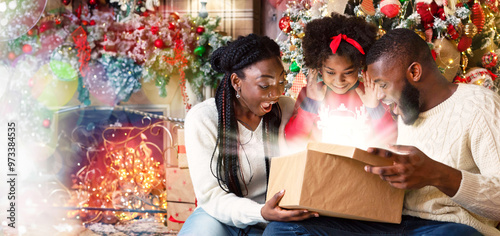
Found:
[168,22,176,31]
[470,2,485,33]
[447,24,459,40]
[42,119,51,128]
[8,52,16,60]
[151,26,159,35]
[196,26,205,35]
[154,39,164,48]
[22,44,32,53]
[279,16,291,33]
[62,0,71,5]
[142,11,149,17]
[90,20,96,25]
[457,36,472,52]
[27,29,35,36]
[39,22,49,33]
[170,12,180,21]
[82,20,89,25]
[89,0,97,5]
[416,1,445,30]
[55,18,61,25]
[380,0,401,18]
[76,4,82,18]
[482,52,498,68]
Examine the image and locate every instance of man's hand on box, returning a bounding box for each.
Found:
[261,189,319,221]
[364,145,462,197]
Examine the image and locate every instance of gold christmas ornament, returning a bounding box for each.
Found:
[297,32,305,38]
[356,9,367,18]
[463,23,478,38]
[377,28,386,39]
[433,38,461,82]
[461,52,469,74]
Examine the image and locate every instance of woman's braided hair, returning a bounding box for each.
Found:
[210,34,282,197]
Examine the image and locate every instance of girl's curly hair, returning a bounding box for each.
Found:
[302,12,377,70]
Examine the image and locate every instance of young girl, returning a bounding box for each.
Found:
[284,13,397,150]
[179,34,317,236]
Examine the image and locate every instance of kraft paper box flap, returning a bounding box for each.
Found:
[267,151,307,204]
[307,142,394,167]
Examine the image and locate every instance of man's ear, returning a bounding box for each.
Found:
[406,62,422,82]
[231,73,240,91]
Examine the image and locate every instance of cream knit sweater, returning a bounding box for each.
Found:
[398,84,500,235]
[184,96,294,228]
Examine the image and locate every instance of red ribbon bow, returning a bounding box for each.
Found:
[329,34,365,55]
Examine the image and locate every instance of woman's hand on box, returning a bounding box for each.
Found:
[261,189,319,221]
[364,145,462,197]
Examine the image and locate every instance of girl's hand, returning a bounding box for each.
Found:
[356,71,380,108]
[306,69,327,101]
[261,190,319,221]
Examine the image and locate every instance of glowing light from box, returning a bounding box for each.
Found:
[317,103,372,150]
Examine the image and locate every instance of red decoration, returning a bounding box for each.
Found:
[22,44,32,54]
[143,11,149,17]
[8,52,16,60]
[168,22,176,31]
[76,4,82,18]
[196,26,205,35]
[169,12,180,21]
[482,52,498,68]
[380,0,401,18]
[279,16,291,33]
[43,119,51,128]
[90,20,96,25]
[453,75,467,83]
[431,49,437,60]
[457,36,472,52]
[154,39,164,48]
[39,22,50,33]
[416,1,445,30]
[470,2,485,33]
[27,29,35,36]
[89,0,97,5]
[82,20,89,26]
[55,18,61,25]
[163,41,192,110]
[151,26,159,35]
[62,0,71,5]
[71,26,91,76]
[447,24,459,40]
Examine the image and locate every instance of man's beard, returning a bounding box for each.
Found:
[399,80,420,125]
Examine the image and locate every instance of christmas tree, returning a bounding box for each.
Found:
[277,0,500,95]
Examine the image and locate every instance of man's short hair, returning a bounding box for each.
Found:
[366,28,435,69]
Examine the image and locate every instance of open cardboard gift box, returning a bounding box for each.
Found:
[267,142,405,224]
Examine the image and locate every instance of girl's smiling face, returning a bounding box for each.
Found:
[321,54,360,94]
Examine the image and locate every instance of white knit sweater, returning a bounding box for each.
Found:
[184,97,294,228]
[398,84,500,235]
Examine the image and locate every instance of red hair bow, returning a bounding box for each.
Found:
[330,34,365,55]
